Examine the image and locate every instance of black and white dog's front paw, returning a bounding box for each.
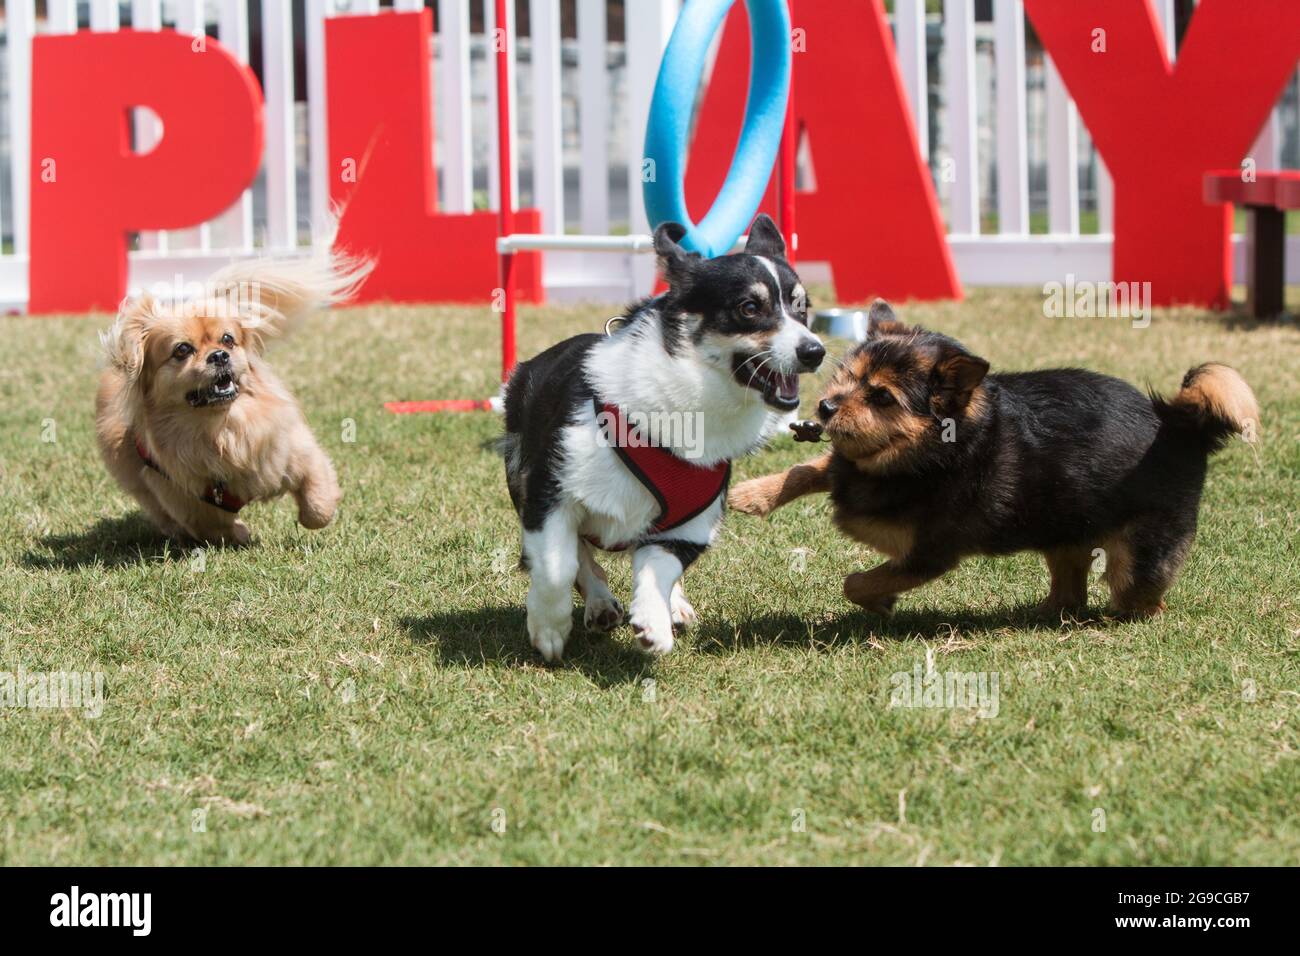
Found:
[583,594,624,631]
[669,584,697,631]
[527,616,570,663]
[631,606,675,656]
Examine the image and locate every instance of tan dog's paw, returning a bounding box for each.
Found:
[728,475,783,517]
[204,520,251,547]
[296,477,340,530]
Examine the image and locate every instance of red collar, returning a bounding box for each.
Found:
[135,437,246,514]
[591,399,729,547]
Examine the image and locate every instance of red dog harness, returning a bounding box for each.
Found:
[587,399,729,550]
[135,437,246,514]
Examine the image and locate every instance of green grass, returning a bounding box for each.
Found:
[1,287,1298,865]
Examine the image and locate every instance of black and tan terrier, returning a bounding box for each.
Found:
[729,302,1258,619]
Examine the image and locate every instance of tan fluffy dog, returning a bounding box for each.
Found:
[95,251,369,545]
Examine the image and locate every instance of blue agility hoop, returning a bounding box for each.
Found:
[642,0,791,258]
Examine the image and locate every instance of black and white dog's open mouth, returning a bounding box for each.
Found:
[186,373,239,407]
[733,356,801,410]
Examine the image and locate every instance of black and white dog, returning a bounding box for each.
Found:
[500,214,825,661]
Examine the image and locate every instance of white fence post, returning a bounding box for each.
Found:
[47,0,76,32]
[530,0,565,234]
[485,0,519,212]
[438,0,474,214]
[944,0,978,234]
[130,0,166,253]
[306,0,332,243]
[625,0,678,296]
[216,1,253,251]
[993,0,1028,235]
[262,0,298,248]
[7,0,36,260]
[894,0,929,162]
[89,1,119,30]
[173,1,211,251]
[578,0,610,236]
[1153,0,1177,60]
[1045,56,1079,236]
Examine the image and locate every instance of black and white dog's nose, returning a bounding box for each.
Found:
[207,350,230,367]
[796,339,826,371]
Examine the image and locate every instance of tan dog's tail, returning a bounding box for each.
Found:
[203,231,372,346]
[1153,363,1259,452]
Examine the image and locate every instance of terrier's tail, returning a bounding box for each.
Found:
[1152,363,1259,453]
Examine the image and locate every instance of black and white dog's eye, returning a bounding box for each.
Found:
[221,333,235,347]
[172,343,195,360]
[869,388,896,408]
[739,301,760,318]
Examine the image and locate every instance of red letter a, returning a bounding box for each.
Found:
[686,0,959,302]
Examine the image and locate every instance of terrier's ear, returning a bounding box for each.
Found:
[868,299,909,337]
[101,293,159,385]
[653,222,699,289]
[931,350,990,415]
[744,213,786,260]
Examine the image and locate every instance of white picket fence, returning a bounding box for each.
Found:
[0,0,1297,312]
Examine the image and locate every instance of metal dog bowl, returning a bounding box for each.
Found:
[812,308,870,341]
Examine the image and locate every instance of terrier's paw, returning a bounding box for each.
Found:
[727,477,780,518]
[583,595,625,632]
[670,591,698,631]
[1037,596,1089,619]
[631,616,674,656]
[1109,600,1166,621]
[528,619,570,663]
[843,573,897,615]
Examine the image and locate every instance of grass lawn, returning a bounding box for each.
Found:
[1,286,1298,866]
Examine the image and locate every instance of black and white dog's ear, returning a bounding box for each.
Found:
[744,213,786,260]
[654,222,698,287]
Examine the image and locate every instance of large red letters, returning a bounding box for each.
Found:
[686,0,960,302]
[29,30,263,314]
[24,4,1300,313]
[1025,0,1300,307]
[327,10,541,304]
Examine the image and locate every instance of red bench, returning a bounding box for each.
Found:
[1204,170,1300,318]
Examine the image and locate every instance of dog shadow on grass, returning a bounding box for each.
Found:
[692,602,1104,653]
[400,608,654,687]
[22,514,197,571]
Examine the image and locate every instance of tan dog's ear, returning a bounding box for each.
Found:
[101,293,159,385]
[867,299,909,337]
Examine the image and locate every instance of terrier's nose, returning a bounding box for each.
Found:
[207,350,230,367]
[817,398,838,421]
[796,339,826,371]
